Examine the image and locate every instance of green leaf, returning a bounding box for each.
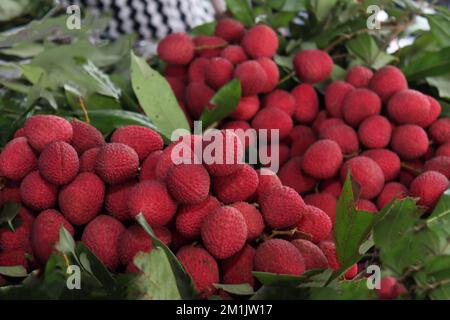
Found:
[191,22,216,36]
[0,202,20,230]
[270,12,297,28]
[402,47,450,80]
[427,189,450,250]
[131,51,190,140]
[427,14,450,47]
[252,271,304,285]
[426,75,450,99]
[279,0,307,11]
[55,225,76,256]
[226,0,254,27]
[213,283,254,295]
[345,34,395,68]
[309,0,338,22]
[0,265,27,277]
[199,79,241,129]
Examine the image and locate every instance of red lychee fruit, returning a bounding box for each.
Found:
[185,81,216,118]
[254,239,305,275]
[292,83,319,124]
[378,276,407,300]
[31,209,74,265]
[320,124,359,155]
[0,137,37,180]
[342,88,381,126]
[105,180,136,222]
[95,143,139,184]
[422,96,441,128]
[362,149,401,181]
[324,81,354,118]
[424,156,450,179]
[229,95,259,120]
[166,76,185,102]
[167,164,210,205]
[0,249,29,270]
[318,241,340,270]
[70,119,105,154]
[194,36,227,58]
[344,264,358,280]
[234,60,268,96]
[0,207,34,252]
[369,65,408,102]
[213,164,258,204]
[79,147,99,173]
[302,140,343,179]
[253,168,282,201]
[241,24,278,58]
[139,150,162,181]
[262,89,296,116]
[291,239,328,270]
[340,156,385,199]
[251,107,293,141]
[164,64,187,79]
[118,224,152,266]
[387,89,431,127]
[222,244,255,287]
[279,157,317,194]
[320,179,342,198]
[410,171,449,210]
[358,115,392,149]
[376,182,408,209]
[157,33,195,65]
[436,142,450,157]
[355,199,378,213]
[345,66,373,88]
[289,125,317,157]
[20,171,58,211]
[205,57,234,90]
[215,18,245,43]
[429,118,450,144]
[304,192,337,223]
[262,142,290,168]
[230,202,264,241]
[296,205,332,243]
[221,45,248,65]
[38,142,79,185]
[201,206,247,259]
[391,125,429,160]
[13,128,25,138]
[110,126,163,161]
[188,57,209,82]
[221,121,255,148]
[24,115,73,152]
[257,57,279,93]
[293,50,333,84]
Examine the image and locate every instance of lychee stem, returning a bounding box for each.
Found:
[77,96,90,123]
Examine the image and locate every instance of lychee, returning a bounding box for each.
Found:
[257,57,279,93]
[436,142,450,157]
[391,125,429,160]
[79,147,99,173]
[278,157,316,194]
[376,182,408,209]
[229,95,260,120]
[296,205,332,243]
[157,33,195,65]
[429,117,450,144]
[185,81,215,118]
[95,143,139,184]
[362,149,401,181]
[24,115,73,152]
[292,83,319,123]
[253,168,282,201]
[262,89,296,116]
[319,124,359,155]
[302,140,343,179]
[251,108,293,141]
[378,276,407,300]
[230,202,264,241]
[358,115,392,149]
[304,192,337,223]
[409,171,449,210]
[118,224,152,266]
[215,18,245,43]
[0,207,34,252]
[213,164,258,203]
[345,66,373,88]
[188,57,209,82]
[167,164,210,204]
[291,239,328,270]
[20,171,58,211]
[293,50,333,83]
[38,142,79,185]
[369,65,408,102]
[139,150,162,181]
[320,179,342,198]
[234,60,268,96]
[355,199,378,213]
[387,89,431,127]
[422,96,441,128]
[241,24,278,58]
[221,45,248,65]
[0,137,37,180]
[424,156,450,179]
[0,249,29,270]
[70,119,105,154]
[205,57,234,90]
[194,36,227,58]
[221,121,255,148]
[222,244,255,287]
[289,125,317,157]
[105,180,136,222]
[254,239,305,275]
[324,81,354,118]
[342,88,381,126]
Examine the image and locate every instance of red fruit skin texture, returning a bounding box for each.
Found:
[188,57,209,82]
[297,205,332,243]
[254,239,305,275]
[289,125,317,157]
[355,199,378,213]
[320,124,359,155]
[221,45,248,65]
[291,239,328,270]
[260,186,305,229]
[24,115,73,152]
[424,156,450,179]
[0,207,34,252]
[82,215,125,271]
[175,196,221,239]
[358,115,392,149]
[111,126,163,161]
[342,88,382,126]
[391,125,429,160]
[436,142,450,157]
[312,111,328,133]
[0,249,29,270]
[320,179,342,198]
[95,143,139,184]
[304,193,337,224]
[234,60,268,96]
[377,182,408,209]
[325,81,354,118]
[292,83,319,124]
[422,96,441,128]
[185,81,215,118]
[79,147,100,173]
[222,244,255,287]
[344,264,358,280]
[20,171,58,211]
[38,142,79,185]
[105,181,136,222]
[166,76,185,101]
[128,180,177,227]
[293,50,333,84]
[176,246,219,298]
[205,57,234,90]
[164,65,187,79]
[167,164,210,205]
[429,118,450,144]
[253,168,282,201]
[369,65,408,102]
[345,66,373,88]
[140,150,162,181]
[340,156,385,199]
[213,164,259,204]
[201,206,247,260]
[241,24,278,58]
[229,96,260,120]
[257,57,279,93]
[318,241,339,270]
[215,18,244,42]
[118,224,152,266]
[194,36,227,58]
[157,33,195,65]
[13,128,26,138]
[70,119,105,154]
[362,149,401,181]
[251,107,293,141]
[230,202,265,241]
[410,171,449,210]
[279,157,317,194]
[0,137,37,180]
[302,140,343,179]
[59,172,105,225]
[221,120,255,148]
[263,90,296,116]
[378,276,407,300]
[31,209,74,265]
[387,90,431,127]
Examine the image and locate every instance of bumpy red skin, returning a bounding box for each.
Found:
[111,126,163,161]
[358,115,392,149]
[302,140,343,180]
[176,246,220,298]
[221,120,255,148]
[344,264,358,280]
[369,65,408,103]
[424,156,450,179]
[0,182,21,207]
[387,89,431,127]
[378,276,407,300]
[292,83,319,124]
[254,239,305,275]
[222,244,255,287]
[410,171,449,210]
[24,115,73,152]
[342,88,382,126]
[296,205,332,243]
[185,81,216,118]
[59,172,105,225]
[422,96,442,128]
[140,150,162,181]
[213,164,259,204]
[38,142,79,185]
[320,124,359,155]
[20,171,58,211]
[391,125,429,160]
[31,209,74,265]
[311,111,328,133]
[0,137,37,180]
[79,147,99,173]
[164,65,187,79]
[157,33,195,65]
[0,249,29,270]
[234,61,268,96]
[345,66,373,88]
[128,180,177,227]
[304,193,337,224]
[279,157,317,194]
[230,202,264,241]
[215,18,245,42]
[251,108,293,141]
[263,142,290,169]
[194,36,227,58]
[95,143,139,184]
[166,76,185,101]
[205,57,234,90]
[0,207,34,252]
[318,241,339,271]
[221,45,248,65]
[167,164,210,204]
[324,81,354,118]
[118,224,152,266]
[260,186,305,229]
[188,57,209,82]
[362,149,401,181]
[291,239,328,270]
[13,128,26,138]
[289,125,317,157]
[429,118,450,144]
[436,142,450,157]
[81,215,125,271]
[377,182,408,209]
[241,24,278,58]
[252,168,282,201]
[320,179,342,198]
[229,95,260,120]
[105,180,136,222]
[355,199,378,213]
[293,50,333,83]
[201,206,247,259]
[257,57,279,93]
[70,119,105,154]
[340,156,385,199]
[262,90,296,116]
